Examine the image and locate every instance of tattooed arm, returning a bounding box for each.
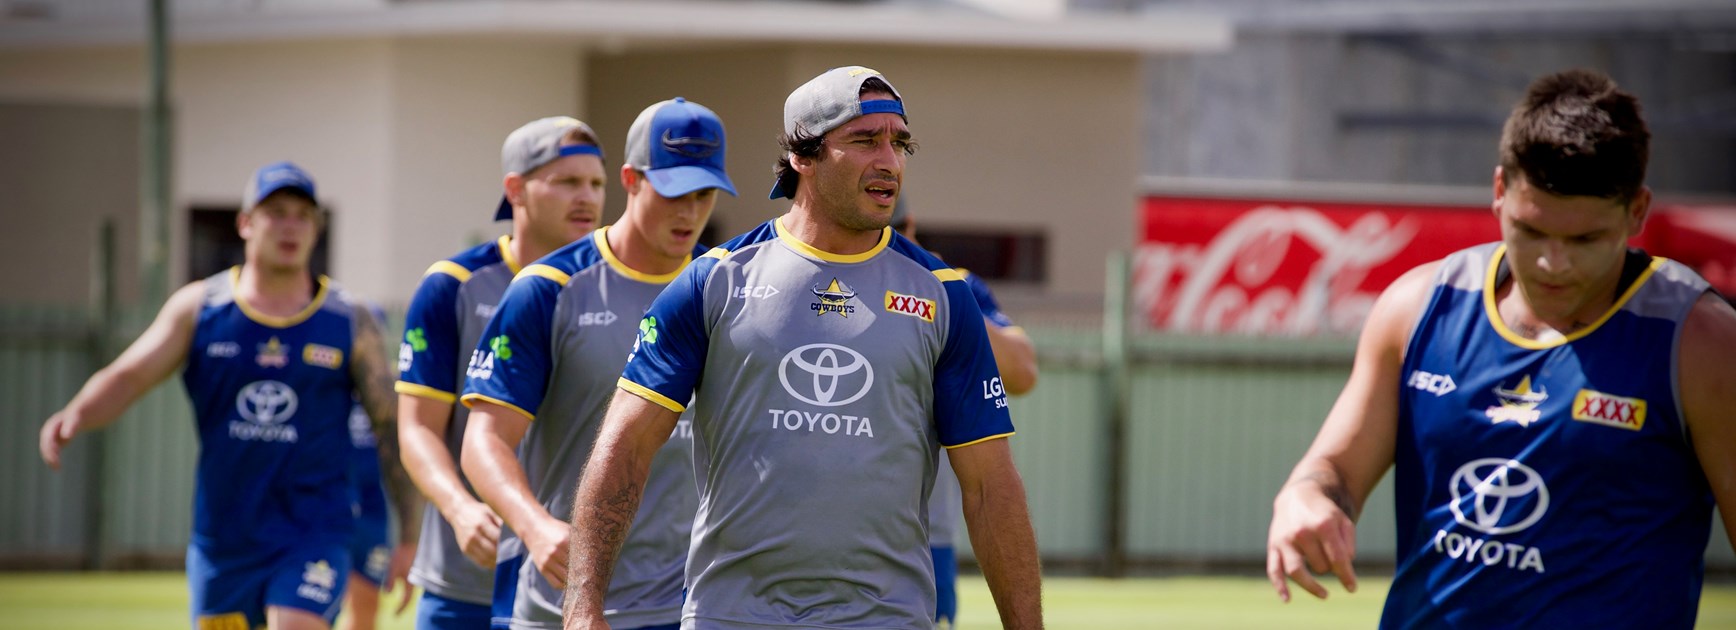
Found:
[562,389,677,629]
[1266,262,1438,603]
[351,301,425,548]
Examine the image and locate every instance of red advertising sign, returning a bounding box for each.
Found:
[1137,195,1736,336]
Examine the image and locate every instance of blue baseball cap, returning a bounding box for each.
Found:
[243,161,317,210]
[496,116,605,221]
[625,98,736,198]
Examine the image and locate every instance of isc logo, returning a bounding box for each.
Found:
[1407,370,1456,396]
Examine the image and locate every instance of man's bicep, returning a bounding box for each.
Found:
[110,281,203,386]
[604,388,681,456]
[946,436,1017,494]
[1681,294,1736,533]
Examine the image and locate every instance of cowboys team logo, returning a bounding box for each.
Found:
[256,336,289,368]
[1485,375,1548,427]
[810,278,858,317]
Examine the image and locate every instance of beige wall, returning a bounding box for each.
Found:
[0,38,1133,309]
[590,45,1141,302]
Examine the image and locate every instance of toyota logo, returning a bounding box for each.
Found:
[1449,458,1549,535]
[777,343,873,407]
[237,380,299,425]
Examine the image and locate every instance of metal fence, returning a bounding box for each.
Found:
[2,287,1731,574]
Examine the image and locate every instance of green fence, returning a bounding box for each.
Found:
[2,302,1731,574]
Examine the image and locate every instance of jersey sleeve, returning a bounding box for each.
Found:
[934,277,1015,447]
[458,272,561,420]
[964,271,1015,329]
[618,257,716,413]
[395,269,463,402]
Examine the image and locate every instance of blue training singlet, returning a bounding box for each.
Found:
[182,268,363,558]
[1384,243,1715,629]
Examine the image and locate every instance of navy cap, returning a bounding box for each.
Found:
[243,161,317,210]
[625,98,736,198]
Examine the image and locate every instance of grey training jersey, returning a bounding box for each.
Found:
[397,235,523,604]
[621,219,1014,629]
[462,227,700,630]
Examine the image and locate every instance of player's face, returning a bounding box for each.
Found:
[628,174,718,261]
[806,103,910,234]
[238,192,322,273]
[1493,168,1648,324]
[521,153,606,246]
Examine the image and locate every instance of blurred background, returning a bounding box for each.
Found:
[1,0,1732,596]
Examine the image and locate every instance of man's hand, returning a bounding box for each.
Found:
[526,515,571,590]
[1267,479,1359,603]
[385,542,419,615]
[445,500,503,569]
[39,411,78,470]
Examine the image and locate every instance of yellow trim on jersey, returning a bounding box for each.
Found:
[932,268,965,282]
[943,431,1016,450]
[497,235,523,275]
[1482,244,1663,350]
[425,261,473,282]
[230,267,330,329]
[701,247,730,260]
[395,381,457,404]
[618,378,686,413]
[774,216,889,263]
[594,226,690,284]
[459,392,536,421]
[516,264,572,286]
[956,267,973,279]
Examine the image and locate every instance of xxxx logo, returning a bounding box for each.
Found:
[883,291,935,322]
[1572,389,1646,431]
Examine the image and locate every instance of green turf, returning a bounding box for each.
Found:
[1,572,1732,629]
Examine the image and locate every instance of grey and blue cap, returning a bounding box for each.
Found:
[769,66,907,199]
[495,116,605,221]
[243,161,317,210]
[626,97,737,198]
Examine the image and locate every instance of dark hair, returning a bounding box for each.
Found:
[1499,69,1649,202]
[772,77,906,189]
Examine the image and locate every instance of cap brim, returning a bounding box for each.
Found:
[768,171,798,200]
[646,166,738,198]
[494,196,512,221]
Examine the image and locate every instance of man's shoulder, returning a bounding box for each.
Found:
[423,238,510,284]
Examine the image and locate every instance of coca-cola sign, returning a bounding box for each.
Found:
[1136,196,1499,336]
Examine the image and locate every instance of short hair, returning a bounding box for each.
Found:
[1498,69,1650,202]
[772,77,909,189]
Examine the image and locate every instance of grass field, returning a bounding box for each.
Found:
[2,572,1734,629]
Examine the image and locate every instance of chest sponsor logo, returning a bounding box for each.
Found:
[810,278,858,317]
[575,310,619,327]
[1432,457,1549,574]
[884,291,936,322]
[297,560,336,604]
[206,342,240,358]
[256,336,289,368]
[1485,375,1547,427]
[732,285,781,299]
[302,343,343,370]
[1572,389,1646,431]
[475,303,497,319]
[1407,369,1456,396]
[231,380,299,443]
[769,343,877,438]
[348,404,375,449]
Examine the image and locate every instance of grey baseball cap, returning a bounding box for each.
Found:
[769,66,906,199]
[495,116,604,221]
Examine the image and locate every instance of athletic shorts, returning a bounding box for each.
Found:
[350,515,391,587]
[188,540,350,629]
[415,590,494,630]
[931,545,957,629]
[491,554,525,630]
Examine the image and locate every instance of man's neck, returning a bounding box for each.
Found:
[236,262,315,317]
[607,218,685,277]
[509,225,561,271]
[782,204,884,256]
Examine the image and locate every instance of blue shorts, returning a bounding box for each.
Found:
[491,554,525,630]
[932,545,957,628]
[350,515,391,587]
[415,590,494,630]
[188,540,350,629]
